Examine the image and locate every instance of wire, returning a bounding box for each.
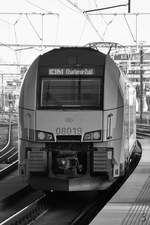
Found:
[0,41,14,51]
[102,15,116,38]
[0,17,13,26]
[55,15,60,44]
[57,0,81,14]
[93,0,108,41]
[41,14,44,47]
[94,1,108,25]
[14,15,22,25]
[124,15,136,43]
[0,17,14,50]
[65,0,84,13]
[24,0,57,14]
[84,13,104,41]
[77,17,87,44]
[13,25,20,66]
[26,14,42,41]
[84,3,128,13]
[65,0,104,41]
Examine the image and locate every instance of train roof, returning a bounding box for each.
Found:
[38,47,106,66]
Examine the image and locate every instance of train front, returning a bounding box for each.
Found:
[19,47,122,191]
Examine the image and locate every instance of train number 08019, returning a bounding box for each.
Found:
[56,127,82,135]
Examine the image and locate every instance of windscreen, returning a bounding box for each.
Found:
[40,76,103,109]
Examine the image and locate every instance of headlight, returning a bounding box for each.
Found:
[36,131,54,141]
[37,132,46,140]
[83,130,101,141]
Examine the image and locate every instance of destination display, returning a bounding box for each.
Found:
[48,68,95,75]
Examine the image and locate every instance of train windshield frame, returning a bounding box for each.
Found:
[39,75,103,110]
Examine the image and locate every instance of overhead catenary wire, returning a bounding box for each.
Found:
[0,17,13,26]
[93,0,107,26]
[65,0,104,41]
[82,1,132,42]
[24,0,59,15]
[55,14,60,44]
[41,14,44,48]
[0,41,15,51]
[0,12,60,52]
[0,12,58,16]
[102,15,116,38]
[57,0,81,14]
[92,0,115,42]
[26,14,42,41]
[87,12,150,16]
[124,15,136,43]
[85,14,104,41]
[24,0,59,49]
[77,17,87,44]
[84,3,128,13]
[13,17,22,72]
[13,25,19,63]
[1,43,150,49]
[84,12,149,48]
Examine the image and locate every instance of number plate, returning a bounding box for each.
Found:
[56,127,82,135]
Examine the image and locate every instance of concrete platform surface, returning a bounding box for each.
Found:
[90,138,150,225]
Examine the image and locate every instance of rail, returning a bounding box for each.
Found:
[1,195,48,225]
[0,119,12,156]
[0,160,18,179]
[136,124,150,138]
[6,151,18,164]
[0,147,16,163]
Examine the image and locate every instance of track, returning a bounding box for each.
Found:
[0,119,18,179]
[0,142,18,180]
[0,160,18,180]
[0,119,18,163]
[0,187,44,224]
[136,124,150,138]
[0,161,44,224]
[0,146,17,164]
[1,143,141,225]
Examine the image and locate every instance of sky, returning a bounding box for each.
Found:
[0,0,150,67]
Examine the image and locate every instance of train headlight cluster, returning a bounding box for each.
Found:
[37,132,45,140]
[83,130,101,141]
[36,131,54,141]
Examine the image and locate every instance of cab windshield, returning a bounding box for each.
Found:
[40,76,103,109]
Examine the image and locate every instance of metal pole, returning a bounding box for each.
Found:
[136,14,138,50]
[1,74,4,112]
[84,4,128,13]
[128,0,131,13]
[140,46,143,123]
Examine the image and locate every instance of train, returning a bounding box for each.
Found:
[18,46,141,191]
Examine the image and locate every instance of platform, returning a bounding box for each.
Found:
[90,138,150,225]
[0,175,28,201]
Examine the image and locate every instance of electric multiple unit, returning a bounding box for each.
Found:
[18,47,140,191]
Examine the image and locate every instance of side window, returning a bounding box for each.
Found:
[128,86,135,137]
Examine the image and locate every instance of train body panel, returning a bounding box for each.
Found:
[104,56,123,110]
[36,110,103,140]
[19,57,39,110]
[18,46,140,191]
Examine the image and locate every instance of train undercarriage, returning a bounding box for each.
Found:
[24,141,141,191]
